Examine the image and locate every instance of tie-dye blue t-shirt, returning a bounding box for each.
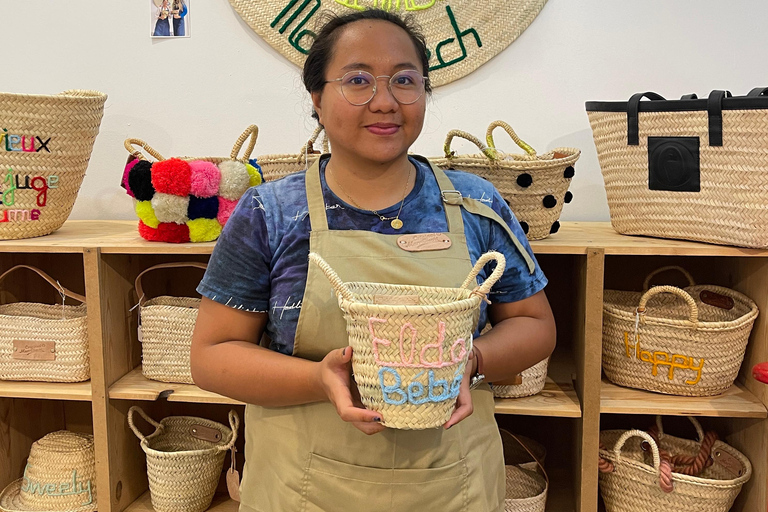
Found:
[197,156,548,355]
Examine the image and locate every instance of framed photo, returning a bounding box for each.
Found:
[151,0,190,38]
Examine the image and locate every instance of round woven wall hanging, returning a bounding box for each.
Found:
[228,0,548,87]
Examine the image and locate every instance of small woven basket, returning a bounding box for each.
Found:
[430,121,580,240]
[128,407,239,512]
[492,357,549,398]
[501,429,547,473]
[310,251,506,430]
[255,125,329,182]
[136,262,207,384]
[0,265,89,382]
[0,89,107,240]
[502,431,548,512]
[603,266,758,396]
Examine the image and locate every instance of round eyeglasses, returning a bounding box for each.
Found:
[325,70,428,106]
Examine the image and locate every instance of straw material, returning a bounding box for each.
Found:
[603,268,758,396]
[501,430,546,474]
[430,122,580,240]
[0,90,106,240]
[492,357,549,398]
[256,126,328,182]
[310,251,506,429]
[228,1,548,87]
[129,407,239,512]
[0,431,97,512]
[502,431,547,512]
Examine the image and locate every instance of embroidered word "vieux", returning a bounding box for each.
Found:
[21,465,93,506]
[623,331,704,385]
[0,130,51,153]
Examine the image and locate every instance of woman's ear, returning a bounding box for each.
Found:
[311,91,323,126]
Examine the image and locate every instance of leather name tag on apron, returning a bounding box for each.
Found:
[13,340,56,361]
[700,290,734,310]
[374,294,421,305]
[397,233,452,252]
[190,424,222,443]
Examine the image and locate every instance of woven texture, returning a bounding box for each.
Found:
[256,126,327,182]
[492,357,549,398]
[227,1,548,87]
[129,407,239,512]
[0,90,106,240]
[501,430,547,512]
[310,251,505,429]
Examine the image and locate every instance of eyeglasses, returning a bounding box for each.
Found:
[324,70,428,106]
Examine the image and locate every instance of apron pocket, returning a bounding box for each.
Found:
[302,452,469,512]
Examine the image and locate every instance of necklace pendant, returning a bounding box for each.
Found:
[391,218,404,230]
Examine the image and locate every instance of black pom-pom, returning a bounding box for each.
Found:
[543,195,557,208]
[188,195,219,220]
[564,191,573,203]
[564,166,575,179]
[517,173,533,188]
[128,161,155,201]
[520,221,529,234]
[550,221,561,234]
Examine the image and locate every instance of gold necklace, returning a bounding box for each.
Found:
[328,163,412,230]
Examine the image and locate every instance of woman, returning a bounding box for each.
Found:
[171,0,187,37]
[191,9,555,512]
[152,0,170,37]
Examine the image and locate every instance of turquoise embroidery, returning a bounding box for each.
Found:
[429,5,482,71]
[271,0,321,54]
[379,367,463,405]
[21,465,93,506]
[0,168,58,222]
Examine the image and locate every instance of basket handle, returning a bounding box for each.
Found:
[611,429,674,492]
[627,92,666,145]
[500,430,549,487]
[0,265,86,304]
[135,262,208,306]
[647,416,717,477]
[485,120,537,159]
[308,253,355,302]
[747,87,768,97]
[653,415,705,443]
[442,130,497,161]
[124,138,165,161]
[230,125,259,161]
[637,285,699,325]
[127,406,163,442]
[643,266,696,290]
[218,410,241,452]
[459,251,507,296]
[299,126,329,159]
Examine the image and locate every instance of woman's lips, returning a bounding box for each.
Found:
[366,123,400,136]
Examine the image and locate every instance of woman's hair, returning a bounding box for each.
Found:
[303,9,431,121]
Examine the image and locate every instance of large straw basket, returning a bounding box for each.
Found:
[431,121,580,240]
[598,417,751,512]
[0,265,89,382]
[0,90,107,240]
[135,262,207,384]
[255,125,328,182]
[492,357,549,398]
[309,251,506,430]
[602,266,758,396]
[586,88,768,248]
[128,406,239,512]
[502,430,548,512]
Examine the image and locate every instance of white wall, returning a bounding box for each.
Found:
[1,0,767,221]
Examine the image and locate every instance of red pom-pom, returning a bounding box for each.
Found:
[138,220,190,243]
[138,220,159,241]
[152,158,191,196]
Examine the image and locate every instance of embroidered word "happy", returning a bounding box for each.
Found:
[21,466,93,506]
[623,331,704,385]
[0,129,51,153]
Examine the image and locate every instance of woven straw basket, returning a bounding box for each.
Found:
[430,121,580,240]
[492,357,549,398]
[0,265,89,382]
[309,251,506,430]
[502,430,547,512]
[255,125,328,182]
[0,90,107,240]
[136,262,207,384]
[603,266,758,396]
[501,429,547,474]
[128,407,239,512]
[586,88,768,248]
[599,417,751,512]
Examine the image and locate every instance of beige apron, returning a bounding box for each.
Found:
[239,156,534,512]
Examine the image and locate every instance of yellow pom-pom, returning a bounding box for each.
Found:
[246,163,263,187]
[135,200,160,228]
[187,218,223,242]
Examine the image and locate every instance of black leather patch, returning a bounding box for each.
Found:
[648,137,700,192]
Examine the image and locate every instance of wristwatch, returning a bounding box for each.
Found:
[469,345,485,389]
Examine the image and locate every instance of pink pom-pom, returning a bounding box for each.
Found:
[218,197,238,226]
[189,160,221,198]
[122,158,140,197]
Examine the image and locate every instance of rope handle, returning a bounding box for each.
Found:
[308,253,355,302]
[0,265,86,304]
[135,262,208,306]
[218,410,241,452]
[499,430,549,487]
[608,430,674,493]
[124,138,165,162]
[485,120,537,159]
[646,417,717,477]
[643,266,696,290]
[443,130,497,161]
[637,285,699,324]
[459,251,507,296]
[229,125,259,162]
[127,406,163,442]
[299,126,330,160]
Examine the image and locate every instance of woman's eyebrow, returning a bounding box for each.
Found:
[339,62,420,72]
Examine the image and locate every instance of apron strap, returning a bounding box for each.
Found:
[305,156,329,232]
[419,157,465,235]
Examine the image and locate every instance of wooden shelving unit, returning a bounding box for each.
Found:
[0,220,766,512]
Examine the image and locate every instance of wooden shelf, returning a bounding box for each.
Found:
[600,378,767,418]
[109,367,242,405]
[0,380,92,401]
[494,376,581,418]
[126,492,237,512]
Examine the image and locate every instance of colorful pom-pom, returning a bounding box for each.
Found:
[188,195,219,220]
[187,218,223,242]
[123,158,140,198]
[151,193,190,224]
[218,197,238,226]
[135,200,160,228]
[218,161,251,200]
[139,221,191,243]
[128,161,155,201]
[189,160,220,198]
[152,158,191,196]
[246,163,263,187]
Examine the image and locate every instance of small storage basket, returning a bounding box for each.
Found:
[501,429,547,473]
[598,417,751,512]
[430,121,580,240]
[310,251,506,430]
[0,265,89,382]
[602,266,758,396]
[502,430,548,512]
[128,406,239,512]
[0,89,107,240]
[135,262,207,384]
[492,357,549,398]
[254,125,328,182]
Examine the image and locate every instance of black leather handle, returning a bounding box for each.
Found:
[680,93,698,100]
[707,90,732,147]
[627,92,666,145]
[747,87,768,97]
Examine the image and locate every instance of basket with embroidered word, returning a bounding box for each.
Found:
[122,125,261,243]
[309,251,506,430]
[254,125,329,182]
[602,266,758,396]
[502,430,547,512]
[0,265,89,382]
[430,121,580,240]
[128,406,239,512]
[492,357,549,398]
[135,262,207,384]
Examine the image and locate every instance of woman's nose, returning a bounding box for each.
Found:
[368,78,399,112]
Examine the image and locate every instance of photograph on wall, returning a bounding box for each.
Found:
[151,0,190,38]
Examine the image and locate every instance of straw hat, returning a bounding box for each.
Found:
[227,0,548,87]
[0,431,97,512]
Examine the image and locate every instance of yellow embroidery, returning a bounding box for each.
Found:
[623,331,704,386]
[334,0,442,12]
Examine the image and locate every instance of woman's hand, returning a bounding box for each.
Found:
[317,347,386,435]
[443,350,476,429]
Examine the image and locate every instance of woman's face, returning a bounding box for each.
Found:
[312,20,426,166]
